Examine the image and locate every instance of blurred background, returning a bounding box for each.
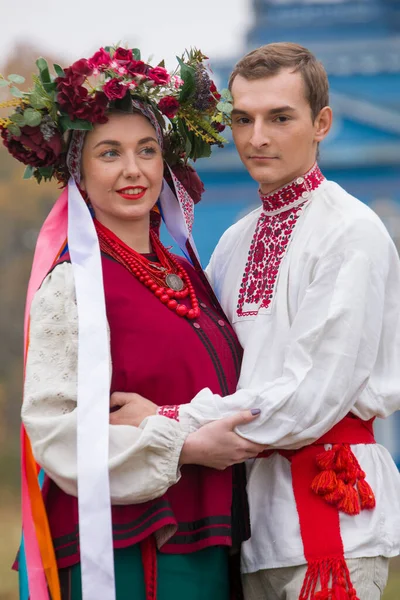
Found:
[1,0,400,598]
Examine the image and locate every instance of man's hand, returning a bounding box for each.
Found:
[180,410,265,470]
[110,392,157,426]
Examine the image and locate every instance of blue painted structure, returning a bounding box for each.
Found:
[185,0,400,463]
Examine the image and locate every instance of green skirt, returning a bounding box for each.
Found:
[60,545,229,600]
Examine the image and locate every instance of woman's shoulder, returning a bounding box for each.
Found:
[31,261,76,322]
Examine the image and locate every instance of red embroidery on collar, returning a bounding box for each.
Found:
[259,164,324,213]
[237,166,325,318]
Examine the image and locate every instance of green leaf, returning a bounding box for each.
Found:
[59,115,93,132]
[220,88,232,101]
[29,93,47,109]
[8,73,25,84]
[177,60,196,103]
[37,166,54,180]
[24,108,42,127]
[23,165,35,179]
[10,113,26,127]
[157,60,165,68]
[0,79,8,87]
[36,58,51,84]
[53,64,65,78]
[132,48,141,61]
[10,86,23,98]
[7,123,21,137]
[217,101,232,115]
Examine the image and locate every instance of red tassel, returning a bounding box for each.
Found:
[316,448,337,470]
[337,484,360,515]
[311,470,338,495]
[332,584,351,600]
[324,479,346,505]
[334,445,353,471]
[313,590,332,600]
[357,478,376,509]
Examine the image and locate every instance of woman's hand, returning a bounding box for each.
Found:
[109,392,157,426]
[180,410,265,470]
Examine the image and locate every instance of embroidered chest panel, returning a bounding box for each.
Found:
[236,204,306,317]
[236,164,325,318]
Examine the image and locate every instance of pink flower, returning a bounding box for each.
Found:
[148,66,170,85]
[88,48,111,71]
[157,96,180,119]
[172,75,184,89]
[114,47,133,63]
[103,78,127,100]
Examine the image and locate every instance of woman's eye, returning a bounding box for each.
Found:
[140,146,157,156]
[101,149,119,158]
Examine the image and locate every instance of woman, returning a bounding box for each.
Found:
[1,47,264,600]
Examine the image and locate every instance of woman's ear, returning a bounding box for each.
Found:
[314,106,332,143]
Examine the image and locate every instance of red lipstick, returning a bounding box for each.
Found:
[116,186,147,200]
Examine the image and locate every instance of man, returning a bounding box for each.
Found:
[111,43,400,599]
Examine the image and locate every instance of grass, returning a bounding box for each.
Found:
[1,496,399,599]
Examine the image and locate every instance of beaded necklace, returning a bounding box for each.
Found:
[94,219,200,320]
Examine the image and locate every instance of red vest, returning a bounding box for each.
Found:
[44,252,246,569]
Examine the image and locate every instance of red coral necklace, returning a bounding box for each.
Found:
[94,219,200,320]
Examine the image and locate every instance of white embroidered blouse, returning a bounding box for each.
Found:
[176,165,400,571]
[22,262,187,505]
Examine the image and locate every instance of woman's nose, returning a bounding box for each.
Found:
[122,155,141,179]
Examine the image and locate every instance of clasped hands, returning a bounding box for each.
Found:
[109,391,265,470]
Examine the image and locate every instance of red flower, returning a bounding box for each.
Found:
[213,121,226,133]
[1,125,62,167]
[127,60,149,76]
[171,163,205,205]
[103,79,127,100]
[70,59,93,77]
[158,96,180,119]
[88,48,112,71]
[113,47,133,63]
[210,81,221,101]
[90,92,108,124]
[148,66,170,85]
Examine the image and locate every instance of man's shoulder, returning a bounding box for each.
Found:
[313,180,392,242]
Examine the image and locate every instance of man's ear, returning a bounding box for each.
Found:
[314,106,332,143]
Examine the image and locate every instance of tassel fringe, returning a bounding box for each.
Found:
[300,558,360,600]
[312,444,375,515]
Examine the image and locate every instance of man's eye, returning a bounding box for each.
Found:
[274,116,290,123]
[236,118,251,125]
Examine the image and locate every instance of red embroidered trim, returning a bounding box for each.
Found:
[172,175,194,234]
[157,405,180,421]
[237,165,325,318]
[259,163,324,212]
[237,204,305,317]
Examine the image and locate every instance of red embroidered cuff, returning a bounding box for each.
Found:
[157,405,180,421]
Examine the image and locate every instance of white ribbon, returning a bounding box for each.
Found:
[67,179,115,600]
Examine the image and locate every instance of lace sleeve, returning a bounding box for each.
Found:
[22,262,187,504]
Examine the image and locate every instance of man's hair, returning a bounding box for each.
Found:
[228,42,329,121]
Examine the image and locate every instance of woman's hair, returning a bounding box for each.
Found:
[228,42,329,121]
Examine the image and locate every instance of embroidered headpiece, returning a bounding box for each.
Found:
[0,46,227,189]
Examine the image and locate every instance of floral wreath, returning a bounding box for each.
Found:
[0,45,231,198]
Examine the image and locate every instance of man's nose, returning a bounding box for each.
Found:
[249,121,271,149]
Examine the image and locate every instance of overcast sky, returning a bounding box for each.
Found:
[2,0,252,70]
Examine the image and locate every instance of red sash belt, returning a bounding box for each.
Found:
[261,415,376,600]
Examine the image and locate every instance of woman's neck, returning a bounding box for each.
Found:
[94,214,151,253]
